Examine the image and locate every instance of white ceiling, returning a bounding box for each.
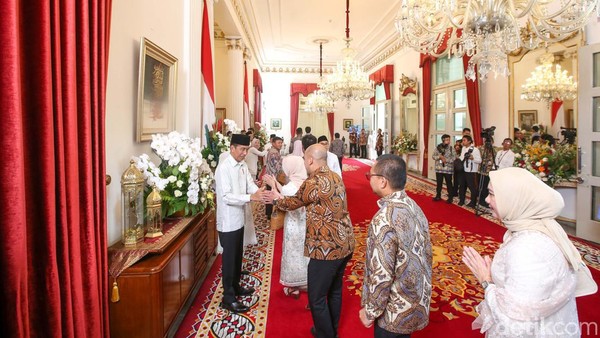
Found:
[214,0,402,72]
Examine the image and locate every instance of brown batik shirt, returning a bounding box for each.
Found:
[361,190,432,334]
[275,165,355,260]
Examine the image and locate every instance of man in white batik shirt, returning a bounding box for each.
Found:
[214,134,269,314]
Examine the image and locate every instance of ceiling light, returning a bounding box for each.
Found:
[395,0,598,81]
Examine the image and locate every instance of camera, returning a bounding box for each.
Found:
[436,142,448,167]
[463,146,474,163]
[560,127,577,145]
[480,126,496,143]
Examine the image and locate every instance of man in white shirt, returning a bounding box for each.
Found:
[495,138,515,170]
[458,135,481,208]
[215,134,269,313]
[317,135,342,177]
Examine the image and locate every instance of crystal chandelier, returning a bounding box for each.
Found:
[305,40,335,115]
[320,0,374,107]
[520,53,577,103]
[395,0,598,81]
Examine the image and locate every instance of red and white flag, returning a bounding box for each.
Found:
[550,99,565,140]
[243,61,250,130]
[201,0,215,143]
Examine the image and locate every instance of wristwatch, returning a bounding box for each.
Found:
[481,280,493,290]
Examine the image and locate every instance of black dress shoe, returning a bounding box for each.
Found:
[241,270,250,275]
[467,202,477,208]
[221,301,249,313]
[446,198,453,204]
[479,201,489,208]
[458,201,465,206]
[235,287,255,296]
[432,196,441,201]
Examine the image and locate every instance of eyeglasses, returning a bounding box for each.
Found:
[365,172,385,181]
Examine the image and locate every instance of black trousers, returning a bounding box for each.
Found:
[218,227,244,304]
[478,174,490,204]
[360,145,367,158]
[459,172,477,205]
[453,170,463,198]
[435,172,454,199]
[377,149,383,157]
[265,185,273,219]
[337,156,343,170]
[308,254,352,338]
[375,325,411,338]
[349,143,358,157]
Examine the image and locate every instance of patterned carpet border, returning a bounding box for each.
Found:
[182,203,274,338]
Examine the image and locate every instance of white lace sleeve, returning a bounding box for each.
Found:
[475,231,577,335]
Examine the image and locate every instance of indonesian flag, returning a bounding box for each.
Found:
[550,99,565,140]
[243,61,250,130]
[201,0,215,144]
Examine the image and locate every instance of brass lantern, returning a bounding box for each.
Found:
[145,185,163,238]
[121,160,145,246]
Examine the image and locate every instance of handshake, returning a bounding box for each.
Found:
[252,174,283,204]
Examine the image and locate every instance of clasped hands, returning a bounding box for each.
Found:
[462,246,493,285]
[250,186,282,204]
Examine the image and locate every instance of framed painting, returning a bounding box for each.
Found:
[215,108,226,121]
[518,110,537,131]
[136,37,178,142]
[343,119,353,131]
[270,118,282,130]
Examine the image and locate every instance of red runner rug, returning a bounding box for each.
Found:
[177,158,600,337]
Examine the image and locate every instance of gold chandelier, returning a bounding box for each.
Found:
[395,0,598,81]
[305,40,335,115]
[320,0,374,107]
[521,53,577,103]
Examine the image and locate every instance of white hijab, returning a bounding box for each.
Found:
[282,155,307,188]
[489,167,582,271]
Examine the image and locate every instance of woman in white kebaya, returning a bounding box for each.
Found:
[462,167,589,337]
[263,155,308,298]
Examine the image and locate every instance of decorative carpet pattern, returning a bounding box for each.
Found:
[181,202,273,338]
[177,158,600,337]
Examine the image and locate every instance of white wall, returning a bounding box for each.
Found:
[259,72,372,151]
[105,0,202,245]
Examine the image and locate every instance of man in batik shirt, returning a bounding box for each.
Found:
[360,154,432,338]
[349,127,358,158]
[359,129,368,159]
[264,136,283,220]
[272,144,355,338]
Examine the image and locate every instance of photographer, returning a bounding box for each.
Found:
[458,135,481,208]
[477,132,495,208]
[432,134,455,203]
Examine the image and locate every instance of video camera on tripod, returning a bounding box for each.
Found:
[481,126,496,143]
[560,127,577,145]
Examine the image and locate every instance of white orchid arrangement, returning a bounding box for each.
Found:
[223,118,241,134]
[133,131,215,217]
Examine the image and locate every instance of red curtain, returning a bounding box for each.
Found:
[420,54,435,177]
[327,112,335,140]
[253,69,263,123]
[290,83,318,136]
[0,1,111,337]
[369,64,394,105]
[462,56,483,145]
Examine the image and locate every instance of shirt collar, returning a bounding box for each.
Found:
[377,190,407,208]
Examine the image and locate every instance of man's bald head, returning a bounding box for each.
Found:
[304,144,328,174]
[305,144,327,161]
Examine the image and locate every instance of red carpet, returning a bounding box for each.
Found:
[177,157,600,337]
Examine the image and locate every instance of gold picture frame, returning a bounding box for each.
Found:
[343,119,353,131]
[518,110,537,131]
[136,37,178,142]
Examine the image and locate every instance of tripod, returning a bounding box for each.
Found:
[475,139,497,217]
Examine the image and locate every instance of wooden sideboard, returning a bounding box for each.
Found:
[109,210,217,338]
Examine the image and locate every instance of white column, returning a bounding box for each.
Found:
[225,36,244,130]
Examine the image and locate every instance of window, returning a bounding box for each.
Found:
[435,57,464,85]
